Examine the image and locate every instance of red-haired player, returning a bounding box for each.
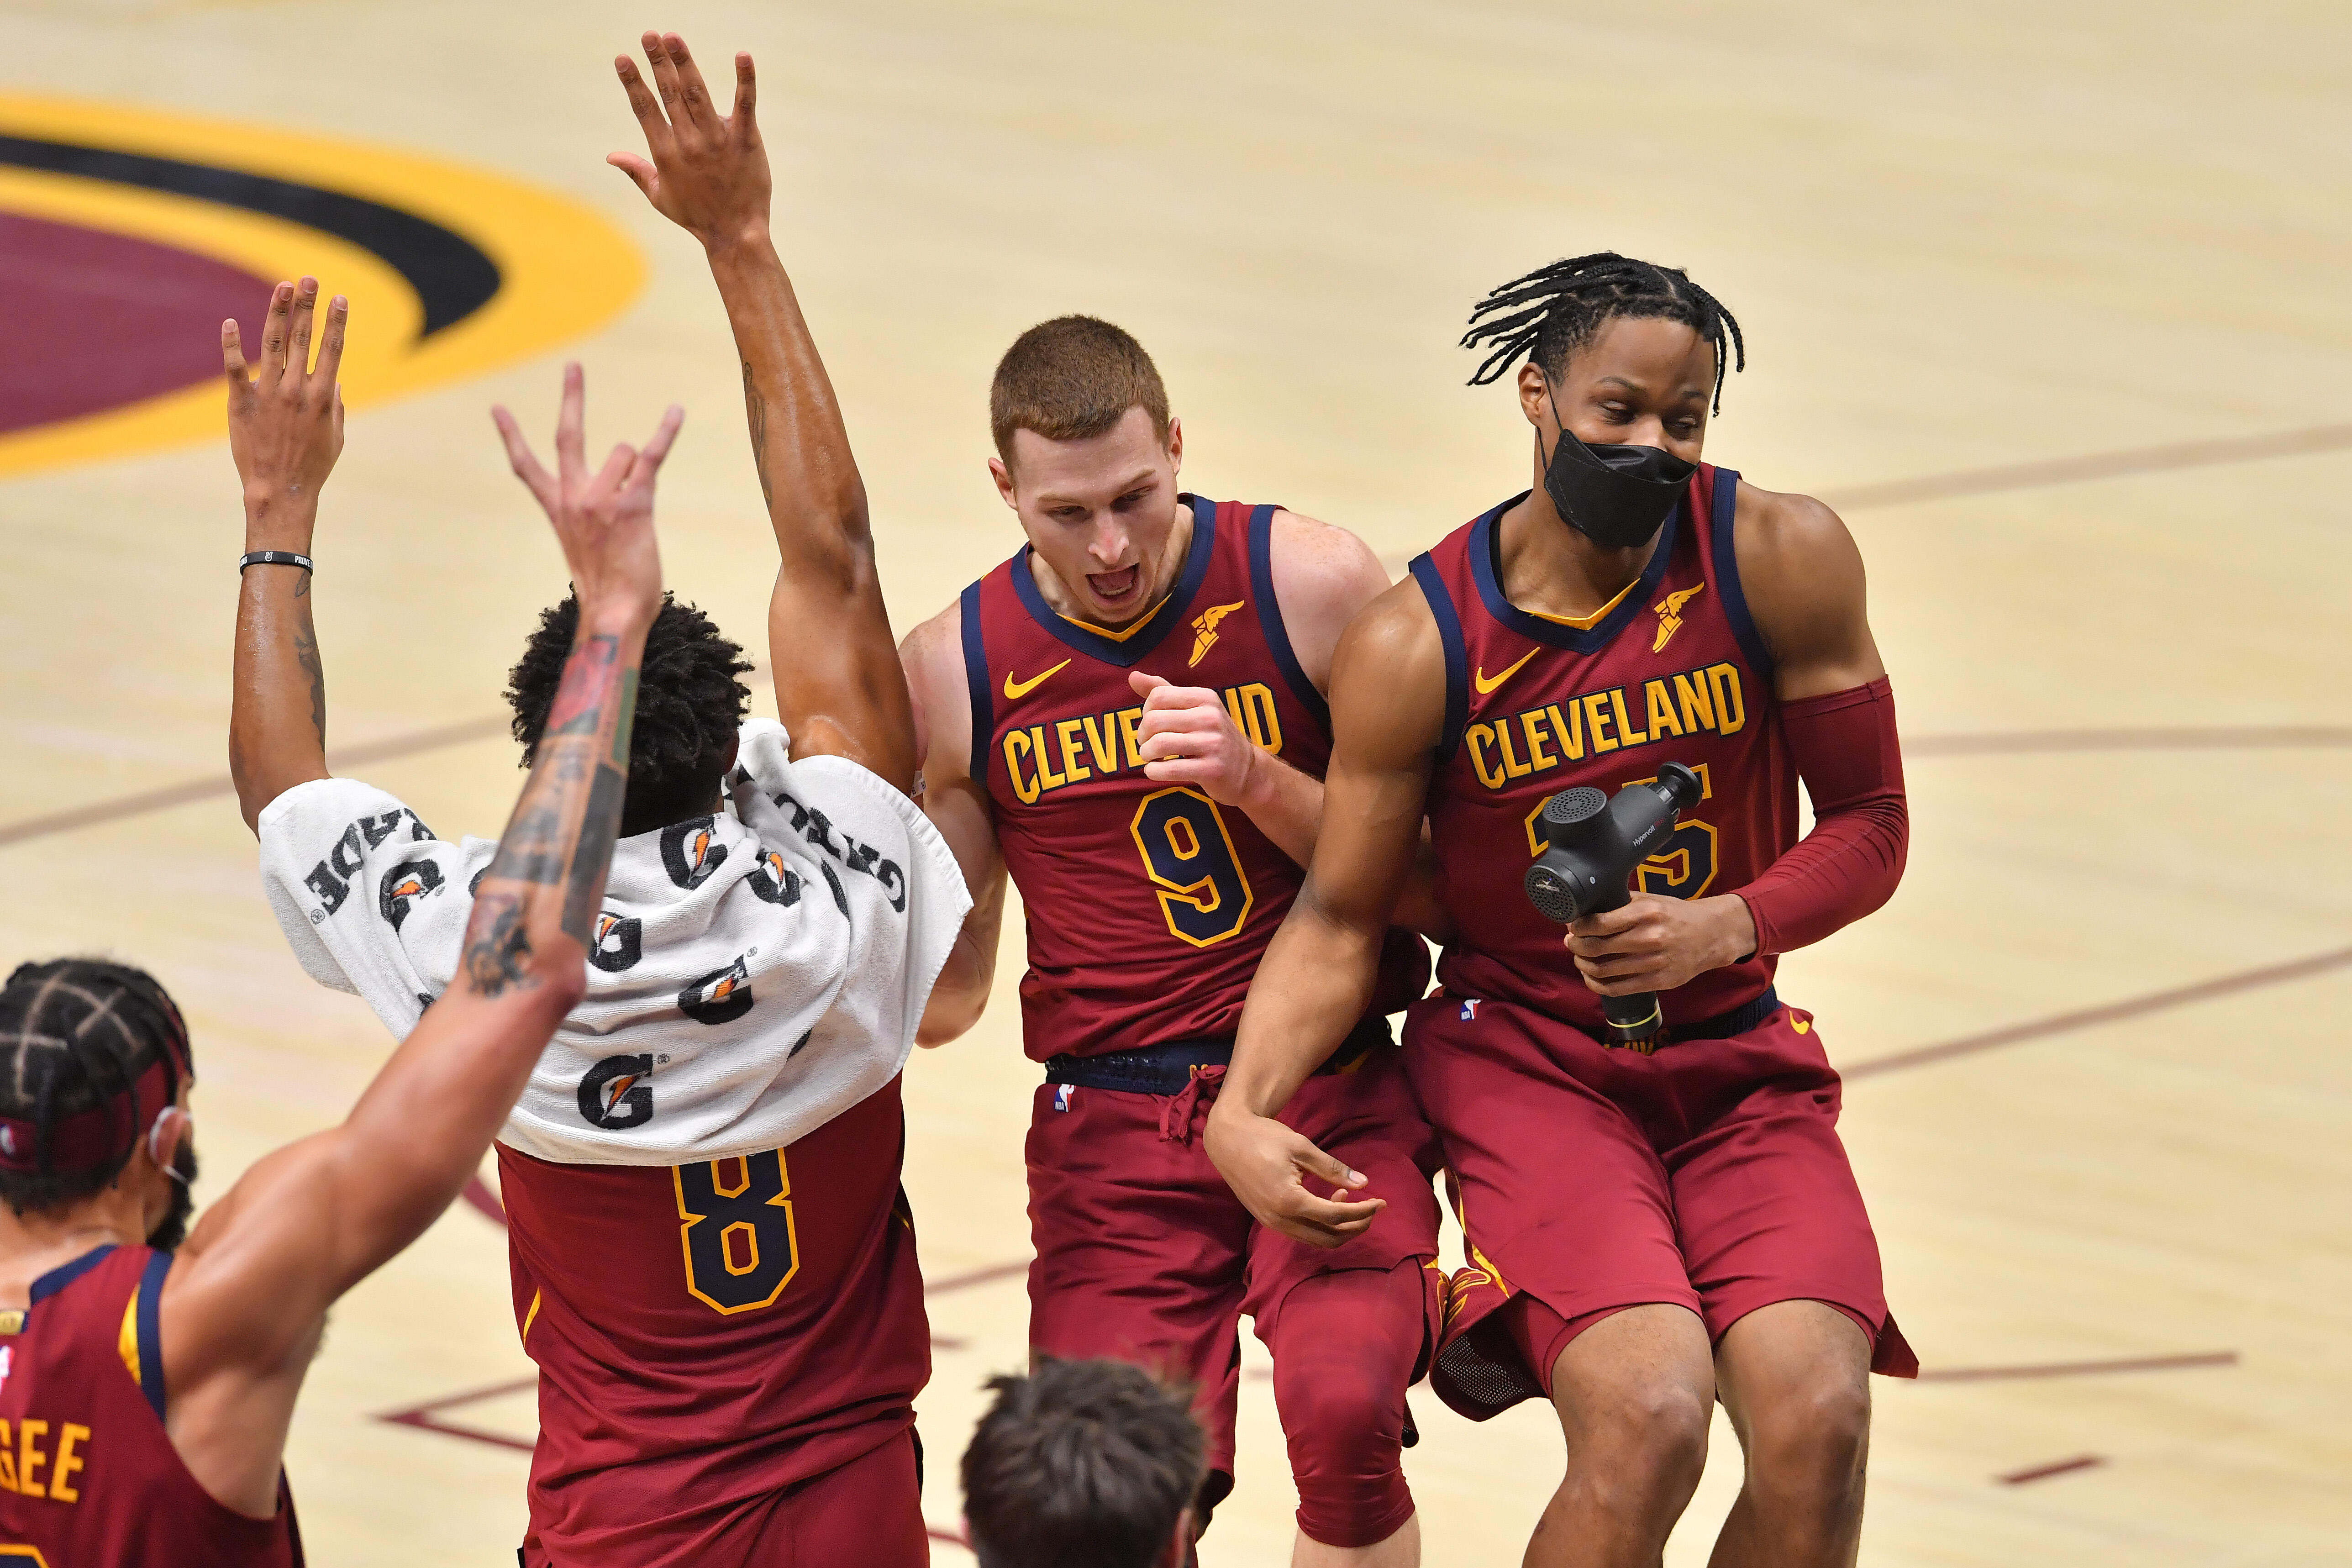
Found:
[899,322,1446,1563]
[1210,254,1916,1568]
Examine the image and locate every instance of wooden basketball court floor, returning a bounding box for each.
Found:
[3,2,2347,1561]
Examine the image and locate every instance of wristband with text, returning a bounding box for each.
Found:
[238,551,314,574]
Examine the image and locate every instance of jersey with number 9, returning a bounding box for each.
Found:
[963,496,1422,1061]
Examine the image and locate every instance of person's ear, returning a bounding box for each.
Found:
[1164,414,1183,474]
[722,734,741,776]
[1161,1505,1196,1567]
[145,1106,192,1182]
[1516,360,1556,430]
[988,455,1019,510]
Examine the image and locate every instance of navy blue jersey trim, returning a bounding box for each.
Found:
[1008,495,1218,668]
[27,1242,115,1305]
[1246,504,1331,737]
[1706,468,1775,682]
[1469,489,1681,653]
[958,579,993,787]
[135,1248,171,1419]
[1409,553,1469,760]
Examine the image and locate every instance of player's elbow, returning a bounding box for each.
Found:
[916,966,991,1046]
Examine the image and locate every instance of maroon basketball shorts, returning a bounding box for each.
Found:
[520,1424,925,1568]
[1025,1045,1444,1546]
[1403,991,1914,1417]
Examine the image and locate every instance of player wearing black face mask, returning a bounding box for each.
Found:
[1208,252,1915,1568]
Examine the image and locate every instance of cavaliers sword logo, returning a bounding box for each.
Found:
[1188,601,1246,668]
[1652,584,1706,653]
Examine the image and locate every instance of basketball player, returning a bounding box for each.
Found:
[899,319,1444,1565]
[0,297,660,1562]
[232,38,968,1564]
[961,1359,1205,1568]
[1207,254,1916,1568]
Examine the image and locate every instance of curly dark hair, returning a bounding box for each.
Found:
[506,592,753,838]
[0,958,189,1218]
[1462,251,1746,411]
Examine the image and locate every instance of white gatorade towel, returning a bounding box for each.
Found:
[258,718,969,1166]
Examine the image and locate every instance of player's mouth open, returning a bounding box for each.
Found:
[1088,566,1141,607]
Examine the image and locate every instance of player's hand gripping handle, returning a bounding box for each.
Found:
[1203,1108,1384,1250]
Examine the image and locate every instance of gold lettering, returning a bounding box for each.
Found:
[1003,730,1041,805]
[1079,713,1121,775]
[1521,709,1558,770]
[1031,725,1068,791]
[1547,702,1584,761]
[1492,717,1532,778]
[1054,719,1093,784]
[51,1423,87,1505]
[1584,692,1619,753]
[1707,663,1746,735]
[1644,679,1684,738]
[1238,684,1284,756]
[18,1417,45,1499]
[1118,707,1146,768]
[0,1418,15,1491]
[1674,671,1715,733]
[1466,724,1507,790]
[1609,686,1648,747]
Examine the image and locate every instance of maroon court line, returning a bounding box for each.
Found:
[1845,945,2352,1080]
[1999,1453,2107,1486]
[1918,1350,2237,1384]
[1821,421,2352,511]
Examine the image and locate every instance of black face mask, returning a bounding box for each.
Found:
[1537,376,1695,550]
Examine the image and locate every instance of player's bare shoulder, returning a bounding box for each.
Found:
[1326,574,1448,760]
[899,598,973,784]
[1265,509,1392,691]
[1728,479,1880,684]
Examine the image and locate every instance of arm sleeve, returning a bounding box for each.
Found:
[1735,675,1907,958]
[256,778,489,1038]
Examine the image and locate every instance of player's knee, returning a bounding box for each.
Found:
[1744,1373,1871,1496]
[1575,1368,1712,1488]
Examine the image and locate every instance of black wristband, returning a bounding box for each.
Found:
[239,550,313,574]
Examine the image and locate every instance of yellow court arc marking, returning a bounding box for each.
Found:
[1003,659,1072,700]
[1473,647,1539,696]
[0,93,644,477]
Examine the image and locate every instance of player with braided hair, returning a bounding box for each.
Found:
[0,304,663,1563]
[1209,253,1914,1567]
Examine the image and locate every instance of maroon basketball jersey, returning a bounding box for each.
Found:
[1411,466,1794,1031]
[965,496,1404,1060]
[502,1079,926,1564]
[0,1245,304,1567]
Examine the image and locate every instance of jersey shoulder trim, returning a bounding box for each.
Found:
[131,1248,170,1418]
[1409,552,1469,761]
[27,1241,114,1305]
[1246,504,1331,737]
[958,577,993,786]
[1005,495,1219,668]
[1470,491,1679,654]
[1704,468,1776,682]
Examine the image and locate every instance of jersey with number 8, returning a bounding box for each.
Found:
[963,496,1418,1060]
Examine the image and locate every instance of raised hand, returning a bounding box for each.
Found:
[491,364,681,634]
[609,31,769,251]
[224,278,346,538]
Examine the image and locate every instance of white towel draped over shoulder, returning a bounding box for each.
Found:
[258,717,970,1166]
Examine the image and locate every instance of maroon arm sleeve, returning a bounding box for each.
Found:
[1736,675,1907,958]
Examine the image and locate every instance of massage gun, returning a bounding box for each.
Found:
[1523,762,1705,1046]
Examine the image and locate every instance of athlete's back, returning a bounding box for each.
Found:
[0,1246,302,1567]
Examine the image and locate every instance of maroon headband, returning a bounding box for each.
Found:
[0,1055,174,1176]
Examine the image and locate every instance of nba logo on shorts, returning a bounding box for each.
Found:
[1053,1084,1075,1112]
[1460,999,1482,1021]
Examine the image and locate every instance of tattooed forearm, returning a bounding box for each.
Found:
[292,626,326,743]
[458,894,537,996]
[466,626,644,986]
[743,360,773,508]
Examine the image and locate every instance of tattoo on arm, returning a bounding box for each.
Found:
[292,626,326,743]
[743,361,773,508]
[464,631,643,988]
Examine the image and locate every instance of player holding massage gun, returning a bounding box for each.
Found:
[1207,254,1915,1568]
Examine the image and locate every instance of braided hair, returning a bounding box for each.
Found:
[506,591,754,838]
[1461,252,1746,412]
[0,958,189,1216]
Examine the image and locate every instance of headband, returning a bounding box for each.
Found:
[0,1053,181,1177]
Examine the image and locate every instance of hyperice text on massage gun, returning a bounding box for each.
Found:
[1523,762,1705,1047]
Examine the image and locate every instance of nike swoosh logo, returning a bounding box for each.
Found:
[1002,659,1072,700]
[1472,649,1539,696]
